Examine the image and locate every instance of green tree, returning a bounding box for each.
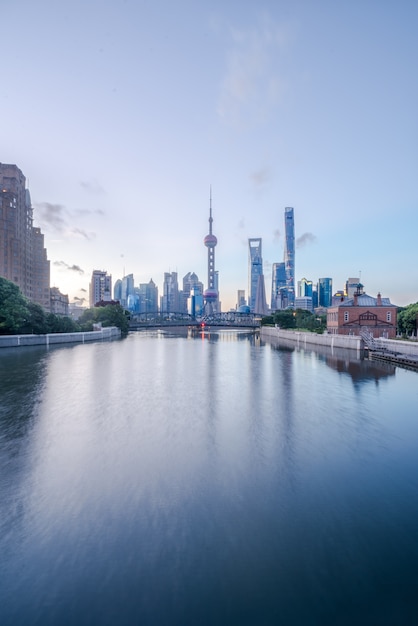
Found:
[78,304,129,336]
[397,303,418,336]
[0,277,31,334]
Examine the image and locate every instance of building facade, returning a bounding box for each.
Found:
[318,277,333,308]
[327,289,397,338]
[248,238,263,313]
[138,279,158,314]
[237,289,246,309]
[50,287,69,316]
[161,271,179,314]
[89,270,112,307]
[284,207,295,307]
[271,262,286,310]
[298,277,313,298]
[0,163,50,309]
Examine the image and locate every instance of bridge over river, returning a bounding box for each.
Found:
[129,312,260,330]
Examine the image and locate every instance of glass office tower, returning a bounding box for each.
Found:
[248,238,263,313]
[284,207,295,307]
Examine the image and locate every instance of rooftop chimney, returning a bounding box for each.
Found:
[377,292,382,306]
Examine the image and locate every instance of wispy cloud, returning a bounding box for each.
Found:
[296,232,316,248]
[80,179,106,194]
[217,14,289,126]
[250,166,272,187]
[53,261,85,274]
[35,202,103,239]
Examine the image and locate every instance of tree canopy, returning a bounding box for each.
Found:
[261,309,327,333]
[0,276,128,336]
[397,302,418,336]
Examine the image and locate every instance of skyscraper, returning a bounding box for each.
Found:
[203,191,218,313]
[298,277,313,298]
[271,262,287,310]
[248,238,263,313]
[161,271,179,314]
[318,277,333,308]
[0,163,50,308]
[284,207,295,307]
[138,279,158,314]
[89,270,112,306]
[254,274,269,316]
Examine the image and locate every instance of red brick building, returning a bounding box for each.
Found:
[327,289,397,338]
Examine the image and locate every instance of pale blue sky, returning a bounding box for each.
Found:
[2,0,417,309]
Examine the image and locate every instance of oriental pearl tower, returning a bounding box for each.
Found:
[203,190,218,313]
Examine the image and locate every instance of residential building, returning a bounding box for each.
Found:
[0,163,50,309]
[50,287,69,316]
[89,270,112,306]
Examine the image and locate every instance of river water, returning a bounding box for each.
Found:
[1,329,418,625]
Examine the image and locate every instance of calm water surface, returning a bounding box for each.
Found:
[1,330,418,625]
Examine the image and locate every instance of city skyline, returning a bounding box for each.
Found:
[1,1,417,310]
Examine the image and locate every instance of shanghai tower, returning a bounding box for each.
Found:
[284,207,295,307]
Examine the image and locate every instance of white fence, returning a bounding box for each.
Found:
[0,326,121,349]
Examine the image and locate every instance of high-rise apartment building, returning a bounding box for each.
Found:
[248,238,263,313]
[284,207,295,307]
[89,270,112,306]
[0,163,50,308]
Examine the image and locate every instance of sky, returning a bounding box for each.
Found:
[2,0,418,310]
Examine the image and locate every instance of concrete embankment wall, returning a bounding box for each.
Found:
[0,326,121,349]
[261,327,362,352]
[373,337,418,357]
[260,327,418,358]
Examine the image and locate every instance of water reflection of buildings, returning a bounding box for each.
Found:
[266,336,396,384]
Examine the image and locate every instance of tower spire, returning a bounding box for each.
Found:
[203,188,218,313]
[209,186,213,235]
